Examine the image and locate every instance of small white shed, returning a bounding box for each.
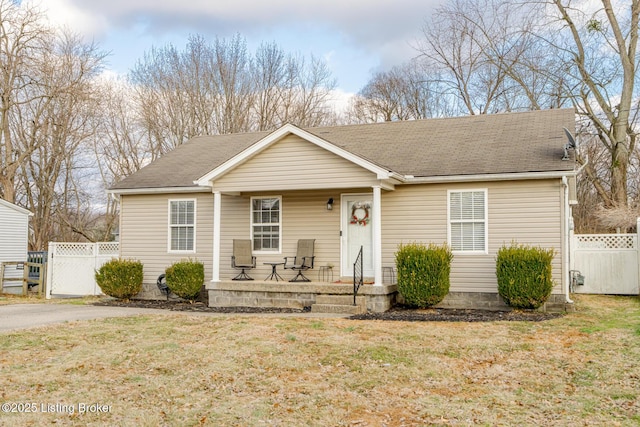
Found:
[0,198,32,293]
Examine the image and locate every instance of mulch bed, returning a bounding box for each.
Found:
[351,306,563,322]
[93,299,307,314]
[93,299,563,322]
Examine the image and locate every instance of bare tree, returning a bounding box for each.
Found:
[543,0,639,211]
[251,42,288,130]
[90,77,150,242]
[130,34,255,155]
[0,0,52,203]
[347,61,449,123]
[290,55,338,127]
[131,40,205,155]
[95,78,151,185]
[130,34,337,153]
[417,0,570,115]
[418,0,511,115]
[14,30,106,248]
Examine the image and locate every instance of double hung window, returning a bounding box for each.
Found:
[251,197,281,252]
[448,190,487,253]
[169,200,196,252]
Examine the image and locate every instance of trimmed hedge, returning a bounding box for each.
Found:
[496,243,555,309]
[395,242,453,308]
[95,258,143,300]
[165,259,204,302]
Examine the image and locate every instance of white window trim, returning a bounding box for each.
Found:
[250,195,282,254]
[447,189,488,255]
[167,198,197,254]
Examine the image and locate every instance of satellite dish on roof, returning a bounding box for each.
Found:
[562,127,577,161]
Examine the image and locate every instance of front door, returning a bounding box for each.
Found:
[341,194,374,278]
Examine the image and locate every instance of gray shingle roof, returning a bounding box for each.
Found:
[111,108,575,191]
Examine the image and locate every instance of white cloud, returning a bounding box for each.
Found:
[35,0,444,92]
[33,0,109,35]
[329,88,356,116]
[41,0,441,52]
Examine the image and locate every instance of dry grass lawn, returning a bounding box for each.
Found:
[0,294,639,426]
[0,293,103,305]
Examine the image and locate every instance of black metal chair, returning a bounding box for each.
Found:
[231,239,256,280]
[284,239,315,282]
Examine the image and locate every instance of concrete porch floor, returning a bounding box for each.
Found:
[207,280,398,313]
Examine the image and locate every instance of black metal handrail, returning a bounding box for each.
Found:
[353,246,363,306]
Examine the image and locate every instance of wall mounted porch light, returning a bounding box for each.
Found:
[327,198,334,211]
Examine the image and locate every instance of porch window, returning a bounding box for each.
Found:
[448,190,487,253]
[169,199,196,252]
[251,197,281,252]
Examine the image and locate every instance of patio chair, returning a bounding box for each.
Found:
[284,239,315,282]
[231,239,256,280]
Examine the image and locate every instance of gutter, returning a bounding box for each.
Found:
[107,186,210,196]
[403,170,576,184]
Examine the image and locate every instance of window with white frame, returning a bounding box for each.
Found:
[448,190,487,253]
[251,197,281,252]
[169,200,196,252]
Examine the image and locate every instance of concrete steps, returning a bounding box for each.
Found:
[311,294,367,315]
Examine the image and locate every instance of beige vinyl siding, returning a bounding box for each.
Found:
[381,179,564,294]
[119,192,213,290]
[212,135,379,192]
[120,179,564,295]
[218,189,342,281]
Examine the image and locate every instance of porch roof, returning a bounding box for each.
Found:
[110,108,576,192]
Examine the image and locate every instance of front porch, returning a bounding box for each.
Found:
[207,280,398,314]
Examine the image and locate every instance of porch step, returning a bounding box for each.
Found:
[316,294,365,306]
[311,303,366,315]
[311,294,367,315]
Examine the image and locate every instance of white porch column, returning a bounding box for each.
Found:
[372,185,383,286]
[212,191,221,282]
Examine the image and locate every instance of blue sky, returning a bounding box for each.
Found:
[40,0,444,95]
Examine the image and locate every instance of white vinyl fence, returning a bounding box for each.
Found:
[46,242,119,298]
[570,219,640,295]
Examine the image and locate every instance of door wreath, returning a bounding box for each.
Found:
[350,202,370,226]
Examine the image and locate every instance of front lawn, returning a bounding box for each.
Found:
[0,294,638,426]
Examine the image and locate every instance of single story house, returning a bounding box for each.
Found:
[109,109,577,312]
[0,198,32,294]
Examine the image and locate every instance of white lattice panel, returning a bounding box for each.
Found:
[98,242,119,255]
[575,234,636,249]
[53,242,94,256]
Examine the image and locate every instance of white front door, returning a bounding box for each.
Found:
[341,194,374,278]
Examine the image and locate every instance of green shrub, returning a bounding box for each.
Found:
[95,258,143,300]
[395,242,453,308]
[165,259,204,302]
[496,243,555,309]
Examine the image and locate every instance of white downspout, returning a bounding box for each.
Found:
[562,176,574,304]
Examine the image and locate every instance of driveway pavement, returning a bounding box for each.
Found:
[0,303,349,332]
[0,304,169,332]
